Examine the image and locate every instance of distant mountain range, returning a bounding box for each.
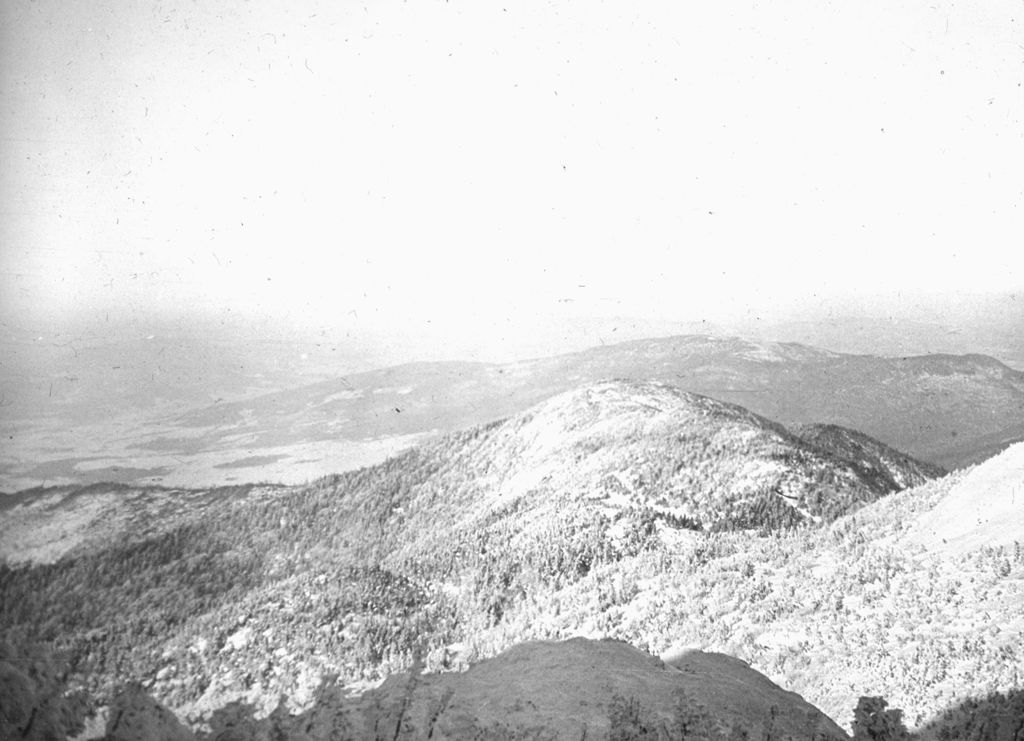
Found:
[5,334,1021,491]
[3,385,1021,738]
[167,335,1024,471]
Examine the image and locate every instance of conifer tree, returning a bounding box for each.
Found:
[852,696,910,741]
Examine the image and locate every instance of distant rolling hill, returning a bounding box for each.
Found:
[113,336,1024,479]
[4,334,1022,491]
[173,336,1024,473]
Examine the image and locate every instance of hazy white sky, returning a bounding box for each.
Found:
[2,0,1022,338]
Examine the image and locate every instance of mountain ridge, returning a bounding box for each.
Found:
[1,380,941,565]
[5,334,1022,492]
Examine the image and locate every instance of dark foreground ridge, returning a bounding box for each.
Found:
[6,636,1024,740]
[104,638,849,740]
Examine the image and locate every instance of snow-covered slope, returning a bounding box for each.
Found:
[904,441,1024,555]
[381,379,942,551]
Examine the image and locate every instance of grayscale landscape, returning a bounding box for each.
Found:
[2,1,1023,739]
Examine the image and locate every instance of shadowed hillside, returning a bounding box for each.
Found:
[920,688,1024,741]
[6,638,1021,740]
[193,638,851,740]
[0,639,851,740]
[793,424,944,490]
[0,482,286,565]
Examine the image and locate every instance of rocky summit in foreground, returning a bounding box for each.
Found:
[96,638,848,740]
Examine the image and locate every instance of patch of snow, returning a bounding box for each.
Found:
[904,442,1024,555]
[320,389,364,403]
[755,630,809,651]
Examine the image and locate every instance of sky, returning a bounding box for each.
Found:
[2,0,1022,354]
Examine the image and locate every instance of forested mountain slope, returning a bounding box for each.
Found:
[0,482,285,565]
[352,379,941,554]
[0,382,960,735]
[461,446,1024,738]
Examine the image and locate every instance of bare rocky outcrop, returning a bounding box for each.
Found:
[194,638,848,740]
[103,683,194,741]
[0,645,88,741]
